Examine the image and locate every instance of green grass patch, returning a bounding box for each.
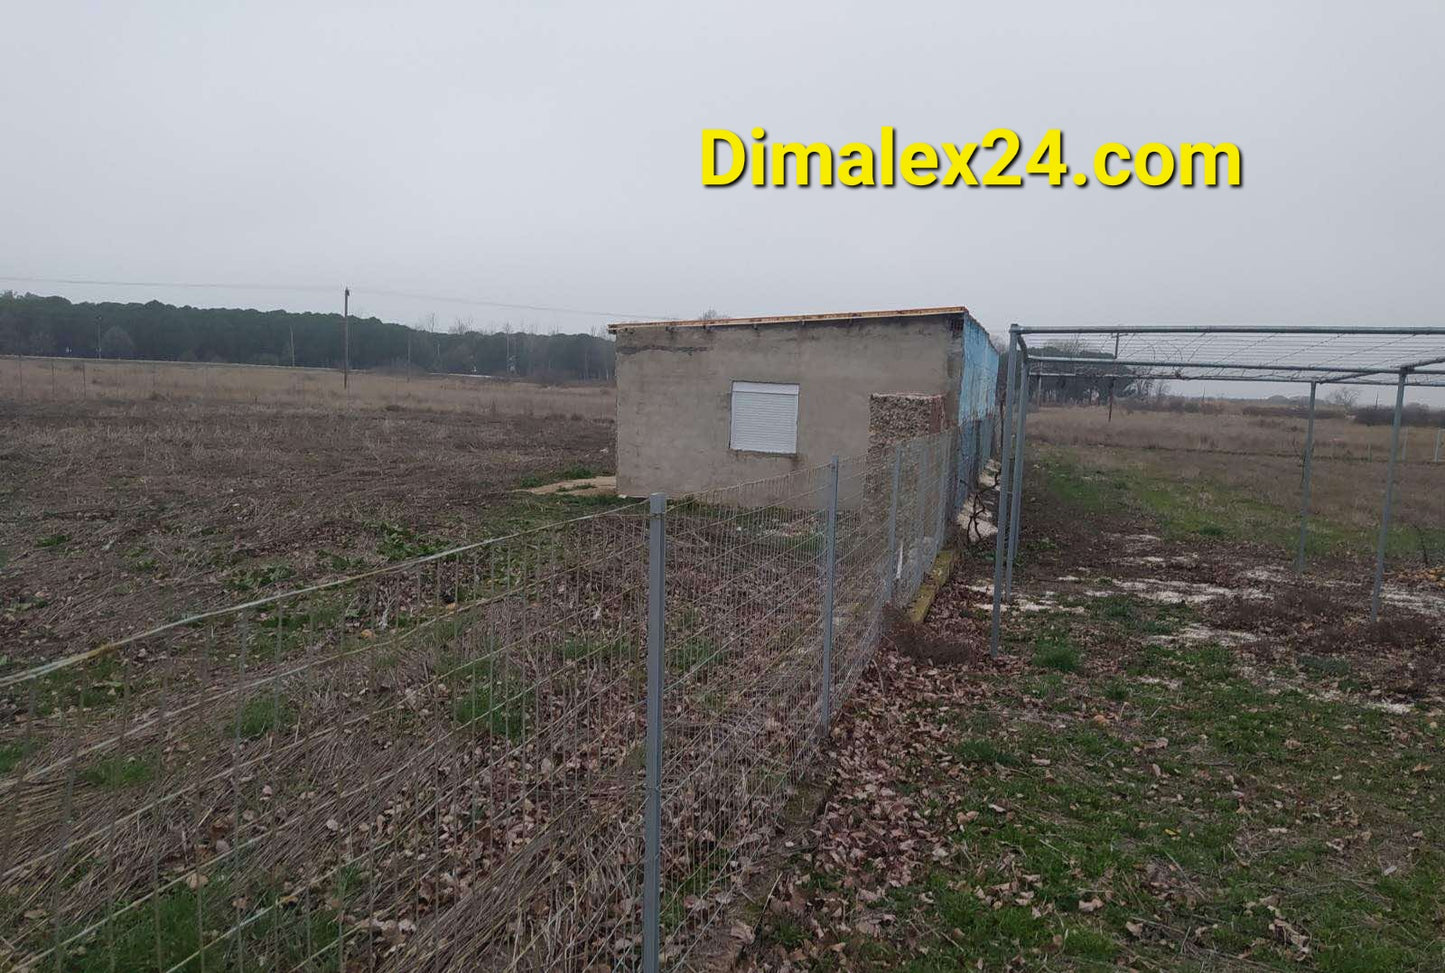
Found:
[234,696,296,741]
[1031,628,1081,672]
[757,574,1445,971]
[559,635,634,665]
[1036,446,1430,559]
[1299,654,1351,678]
[952,737,1020,767]
[370,521,450,562]
[444,655,532,740]
[79,753,158,789]
[49,864,367,973]
[227,563,296,593]
[669,635,722,676]
[35,533,70,549]
[0,738,39,775]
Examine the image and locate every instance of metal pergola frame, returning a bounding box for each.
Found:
[989,323,1445,656]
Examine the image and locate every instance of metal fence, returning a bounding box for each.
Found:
[0,428,964,972]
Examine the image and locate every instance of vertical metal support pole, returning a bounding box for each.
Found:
[1370,371,1408,622]
[1005,363,1031,600]
[912,439,926,593]
[342,286,351,390]
[643,493,665,973]
[821,456,839,736]
[885,446,902,604]
[990,327,1022,657]
[1435,428,1443,463]
[1296,383,1317,574]
[938,431,953,537]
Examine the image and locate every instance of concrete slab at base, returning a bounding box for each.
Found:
[520,474,617,497]
[908,547,957,625]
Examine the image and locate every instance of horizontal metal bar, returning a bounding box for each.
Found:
[1402,353,1445,371]
[1019,325,1445,336]
[1028,355,1445,378]
[1031,370,1445,388]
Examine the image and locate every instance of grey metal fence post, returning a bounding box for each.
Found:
[1005,363,1031,600]
[643,493,665,973]
[990,327,1022,657]
[1370,371,1408,622]
[821,456,839,736]
[938,430,953,540]
[1435,428,1443,463]
[885,446,902,604]
[1296,382,1318,574]
[912,439,926,593]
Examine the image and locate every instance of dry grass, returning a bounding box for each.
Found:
[1030,404,1445,556]
[1,354,616,419]
[1033,400,1443,462]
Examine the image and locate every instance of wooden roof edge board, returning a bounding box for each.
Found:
[606,305,973,334]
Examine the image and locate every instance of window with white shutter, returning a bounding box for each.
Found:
[729,381,799,454]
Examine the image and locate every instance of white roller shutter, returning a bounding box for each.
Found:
[730,381,799,454]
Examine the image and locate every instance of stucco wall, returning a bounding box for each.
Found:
[613,314,963,497]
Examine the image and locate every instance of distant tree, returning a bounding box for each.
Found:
[26,325,54,356]
[0,292,614,381]
[442,342,474,373]
[699,309,727,320]
[99,325,136,359]
[0,310,21,353]
[1325,387,1360,410]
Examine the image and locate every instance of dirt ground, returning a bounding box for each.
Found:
[0,394,615,661]
[743,449,1445,971]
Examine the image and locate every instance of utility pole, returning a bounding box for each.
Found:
[342,287,350,390]
[289,323,296,367]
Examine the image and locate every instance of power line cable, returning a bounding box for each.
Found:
[0,274,338,295]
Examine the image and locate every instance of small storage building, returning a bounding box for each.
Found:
[607,306,998,498]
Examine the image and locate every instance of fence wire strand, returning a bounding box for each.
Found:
[0,428,971,973]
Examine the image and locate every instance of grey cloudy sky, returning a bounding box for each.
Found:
[3,0,1443,400]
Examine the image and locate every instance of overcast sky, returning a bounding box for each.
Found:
[2,1,1442,398]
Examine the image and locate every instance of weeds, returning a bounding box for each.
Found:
[235,696,296,740]
[79,753,157,788]
[1031,627,1080,672]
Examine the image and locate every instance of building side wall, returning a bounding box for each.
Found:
[614,316,962,498]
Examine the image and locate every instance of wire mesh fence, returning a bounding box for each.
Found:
[1025,401,1445,579]
[0,427,966,972]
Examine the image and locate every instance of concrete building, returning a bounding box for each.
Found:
[607,306,998,498]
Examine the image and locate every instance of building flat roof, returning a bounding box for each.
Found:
[606,305,972,333]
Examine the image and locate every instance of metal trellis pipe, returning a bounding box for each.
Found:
[643,493,665,973]
[1296,382,1317,574]
[990,327,1022,657]
[1005,362,1031,600]
[821,455,839,736]
[885,445,902,603]
[1370,371,1409,623]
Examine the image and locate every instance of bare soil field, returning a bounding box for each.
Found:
[745,446,1445,971]
[2,355,616,418]
[0,385,617,662]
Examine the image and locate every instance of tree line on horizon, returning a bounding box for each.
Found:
[0,292,616,382]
